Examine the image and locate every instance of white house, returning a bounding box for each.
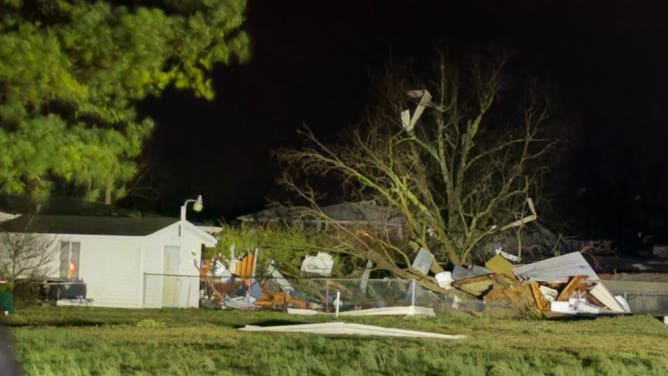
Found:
[0,214,217,308]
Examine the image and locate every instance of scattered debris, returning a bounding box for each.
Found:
[266,260,296,295]
[240,321,465,339]
[484,255,515,278]
[434,271,454,289]
[445,252,633,318]
[513,252,599,282]
[255,291,308,310]
[494,248,521,263]
[588,282,626,313]
[452,265,493,280]
[411,247,435,275]
[222,296,259,310]
[452,273,515,298]
[500,198,537,231]
[286,306,435,317]
[338,306,434,316]
[301,252,334,276]
[196,241,636,320]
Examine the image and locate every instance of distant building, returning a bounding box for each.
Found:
[237,201,406,240]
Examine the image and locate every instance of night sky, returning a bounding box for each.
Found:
[136,1,668,247]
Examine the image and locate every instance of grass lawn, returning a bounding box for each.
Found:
[4,306,668,375]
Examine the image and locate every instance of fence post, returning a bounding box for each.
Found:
[335,290,340,317]
[411,279,416,307]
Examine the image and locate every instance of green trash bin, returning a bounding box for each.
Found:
[0,291,13,313]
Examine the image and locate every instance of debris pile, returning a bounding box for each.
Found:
[197,248,439,315]
[449,251,631,318]
[197,244,631,319]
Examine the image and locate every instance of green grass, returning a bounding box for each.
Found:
[5,307,668,375]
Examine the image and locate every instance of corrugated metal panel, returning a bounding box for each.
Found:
[513,252,599,282]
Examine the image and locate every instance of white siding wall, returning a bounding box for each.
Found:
[143,222,203,308]
[30,221,210,309]
[49,234,143,308]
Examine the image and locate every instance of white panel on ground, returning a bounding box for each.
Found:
[240,322,465,339]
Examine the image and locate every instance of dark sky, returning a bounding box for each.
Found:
[137,1,668,245]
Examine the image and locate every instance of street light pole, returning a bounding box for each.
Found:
[180,195,203,221]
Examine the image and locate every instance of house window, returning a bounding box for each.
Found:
[60,241,80,279]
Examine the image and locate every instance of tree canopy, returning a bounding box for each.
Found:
[279,53,563,281]
[0,0,250,203]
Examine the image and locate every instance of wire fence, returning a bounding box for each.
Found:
[143,273,668,316]
[603,280,668,315]
[198,275,502,314]
[141,269,526,315]
[142,272,522,315]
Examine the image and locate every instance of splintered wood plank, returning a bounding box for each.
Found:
[530,282,548,311]
[556,275,589,301]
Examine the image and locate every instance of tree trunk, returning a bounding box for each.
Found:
[104,180,112,205]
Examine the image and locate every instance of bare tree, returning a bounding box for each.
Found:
[0,221,57,290]
[277,53,562,287]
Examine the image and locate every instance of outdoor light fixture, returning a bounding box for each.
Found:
[180,195,204,221]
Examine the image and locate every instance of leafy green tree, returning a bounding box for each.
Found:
[0,0,250,203]
[210,223,348,278]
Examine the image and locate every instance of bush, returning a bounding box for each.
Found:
[210,223,350,277]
